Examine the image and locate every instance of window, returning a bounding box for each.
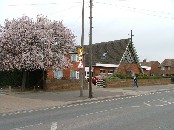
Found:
[161,67,165,70]
[71,54,78,62]
[100,69,106,73]
[108,70,114,74]
[54,71,63,79]
[70,70,79,79]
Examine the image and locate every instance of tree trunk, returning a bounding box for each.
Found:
[21,70,27,91]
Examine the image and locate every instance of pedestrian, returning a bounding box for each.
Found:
[133,74,138,88]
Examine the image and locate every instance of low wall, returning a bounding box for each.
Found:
[46,79,88,91]
[106,78,171,88]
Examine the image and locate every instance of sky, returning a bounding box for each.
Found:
[0,0,174,63]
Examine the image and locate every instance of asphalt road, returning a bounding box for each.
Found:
[1,88,174,130]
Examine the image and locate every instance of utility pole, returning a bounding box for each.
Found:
[89,0,93,98]
[130,30,134,44]
[79,0,84,97]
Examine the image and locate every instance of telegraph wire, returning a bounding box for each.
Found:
[94,1,174,20]
[7,1,82,7]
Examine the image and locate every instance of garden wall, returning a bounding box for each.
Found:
[106,78,171,88]
[46,79,88,91]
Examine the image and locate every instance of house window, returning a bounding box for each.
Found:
[108,70,114,74]
[70,70,79,79]
[100,69,106,73]
[54,71,63,79]
[168,67,171,70]
[161,67,165,70]
[71,54,78,62]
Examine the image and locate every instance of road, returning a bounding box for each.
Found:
[0,88,174,130]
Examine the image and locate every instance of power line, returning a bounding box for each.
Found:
[7,1,82,7]
[94,1,174,20]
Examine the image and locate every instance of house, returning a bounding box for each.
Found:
[84,38,142,77]
[140,59,161,76]
[47,38,142,80]
[160,59,174,76]
[47,52,80,80]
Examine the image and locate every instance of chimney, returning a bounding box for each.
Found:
[143,59,146,63]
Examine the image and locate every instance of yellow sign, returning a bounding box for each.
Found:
[78,47,84,61]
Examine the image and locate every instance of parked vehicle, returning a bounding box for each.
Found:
[92,75,103,85]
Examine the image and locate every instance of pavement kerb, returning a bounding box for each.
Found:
[62,88,174,106]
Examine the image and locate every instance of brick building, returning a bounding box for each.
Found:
[160,59,174,76]
[47,38,142,80]
[84,38,142,77]
[140,59,161,76]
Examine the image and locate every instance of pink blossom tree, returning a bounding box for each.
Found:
[0,15,76,90]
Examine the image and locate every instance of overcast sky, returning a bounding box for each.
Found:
[0,0,174,63]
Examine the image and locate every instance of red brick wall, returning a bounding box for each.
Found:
[117,63,141,75]
[106,78,171,88]
[151,62,161,76]
[47,69,54,79]
[46,79,88,90]
[63,62,79,79]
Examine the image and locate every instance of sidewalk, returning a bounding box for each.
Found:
[0,84,174,114]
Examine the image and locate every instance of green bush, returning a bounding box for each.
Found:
[0,70,44,89]
[106,73,162,81]
[0,70,22,88]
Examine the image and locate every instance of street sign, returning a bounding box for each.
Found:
[78,61,84,68]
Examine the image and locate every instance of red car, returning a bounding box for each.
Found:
[92,76,103,85]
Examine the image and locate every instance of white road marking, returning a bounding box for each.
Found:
[131,106,140,108]
[156,105,164,107]
[168,102,172,104]
[51,106,56,109]
[11,123,43,130]
[51,122,57,130]
[28,110,33,112]
[144,102,151,106]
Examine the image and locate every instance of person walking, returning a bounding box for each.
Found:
[133,74,138,89]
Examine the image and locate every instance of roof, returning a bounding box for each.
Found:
[140,61,159,67]
[95,63,119,68]
[84,39,131,66]
[161,59,174,67]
